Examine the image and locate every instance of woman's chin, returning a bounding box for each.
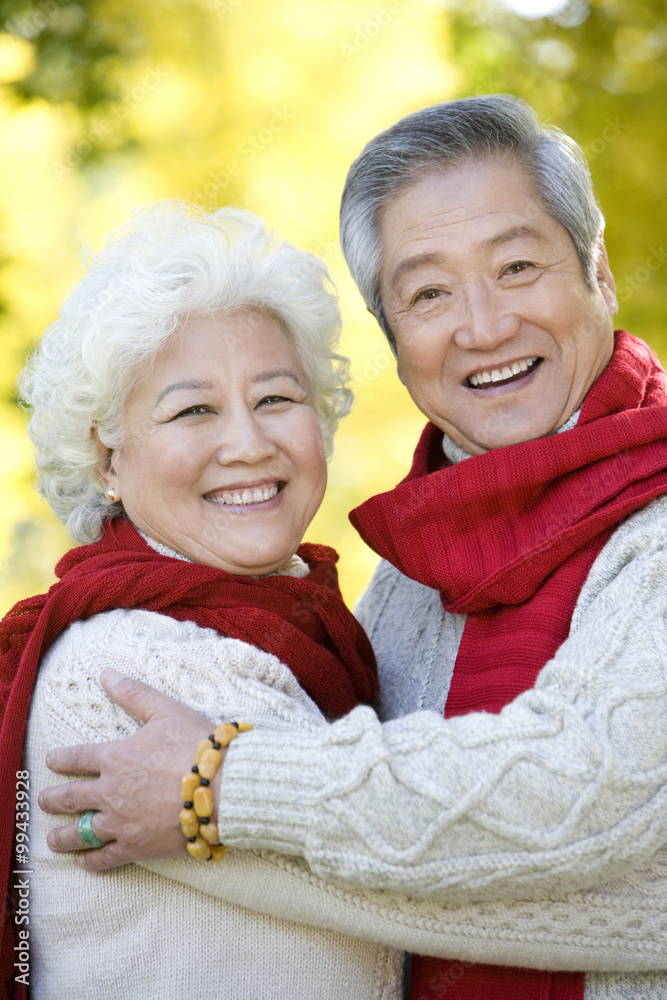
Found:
[197,541,300,576]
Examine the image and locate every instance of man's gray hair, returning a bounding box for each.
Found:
[340,94,605,350]
[20,201,350,542]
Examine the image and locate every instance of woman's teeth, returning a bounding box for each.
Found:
[213,485,279,506]
[468,356,539,387]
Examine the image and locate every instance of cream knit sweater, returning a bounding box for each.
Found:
[24,556,404,1000]
[25,505,667,996]
[213,494,667,996]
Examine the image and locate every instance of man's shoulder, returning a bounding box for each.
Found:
[596,492,667,571]
[355,559,439,630]
[573,493,667,627]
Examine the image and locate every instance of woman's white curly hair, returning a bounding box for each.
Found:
[19,201,351,543]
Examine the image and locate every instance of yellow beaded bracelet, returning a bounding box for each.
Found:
[180,720,254,861]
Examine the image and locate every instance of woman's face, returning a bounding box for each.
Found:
[104,309,327,575]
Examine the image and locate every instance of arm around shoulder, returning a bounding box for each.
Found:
[217,501,667,907]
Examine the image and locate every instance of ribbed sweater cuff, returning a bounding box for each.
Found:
[217,726,332,857]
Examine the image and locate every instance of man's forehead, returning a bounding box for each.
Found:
[380,158,543,234]
[378,162,558,283]
[387,222,544,277]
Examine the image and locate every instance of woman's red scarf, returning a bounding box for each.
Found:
[351,331,667,1000]
[0,519,378,999]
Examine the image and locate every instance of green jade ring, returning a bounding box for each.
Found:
[77,810,107,849]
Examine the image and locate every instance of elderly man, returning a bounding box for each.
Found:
[39,97,667,999]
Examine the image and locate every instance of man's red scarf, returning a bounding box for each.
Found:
[0,519,378,999]
[350,331,667,1000]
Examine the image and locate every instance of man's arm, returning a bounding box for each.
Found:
[43,665,667,972]
[216,500,667,903]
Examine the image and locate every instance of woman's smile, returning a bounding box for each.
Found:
[204,480,283,508]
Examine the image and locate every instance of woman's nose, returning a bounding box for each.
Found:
[214,409,276,465]
[452,284,519,352]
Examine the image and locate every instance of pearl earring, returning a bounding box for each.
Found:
[107,488,115,502]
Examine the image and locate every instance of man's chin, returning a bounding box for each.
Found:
[447,419,562,455]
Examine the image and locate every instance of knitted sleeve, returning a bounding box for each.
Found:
[217,499,667,908]
[36,602,666,970]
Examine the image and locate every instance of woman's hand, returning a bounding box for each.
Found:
[38,667,224,871]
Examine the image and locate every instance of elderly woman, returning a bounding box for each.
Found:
[34,98,667,1000]
[0,203,408,999]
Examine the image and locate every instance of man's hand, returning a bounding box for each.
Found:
[38,667,224,871]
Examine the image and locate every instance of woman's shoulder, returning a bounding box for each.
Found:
[36,607,326,741]
[53,607,220,645]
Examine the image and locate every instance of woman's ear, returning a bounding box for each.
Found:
[596,240,619,317]
[91,426,121,503]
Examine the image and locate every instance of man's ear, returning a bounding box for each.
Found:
[596,239,618,317]
[91,426,121,502]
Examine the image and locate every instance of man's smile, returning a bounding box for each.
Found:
[466,356,542,388]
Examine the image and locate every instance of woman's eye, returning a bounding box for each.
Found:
[173,404,210,419]
[258,395,292,407]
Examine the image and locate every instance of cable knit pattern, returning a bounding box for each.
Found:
[217,496,667,990]
[24,593,667,990]
[25,609,403,1000]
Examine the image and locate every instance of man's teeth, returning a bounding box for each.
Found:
[214,485,279,506]
[468,356,539,387]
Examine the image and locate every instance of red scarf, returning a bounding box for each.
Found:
[350,331,667,1000]
[0,518,378,999]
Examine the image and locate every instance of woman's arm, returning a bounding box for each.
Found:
[38,607,326,865]
[141,837,667,973]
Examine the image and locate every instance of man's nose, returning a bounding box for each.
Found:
[452,283,519,352]
[214,408,276,465]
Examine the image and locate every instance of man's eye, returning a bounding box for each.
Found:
[505,261,533,275]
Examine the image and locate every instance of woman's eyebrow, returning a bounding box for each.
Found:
[251,369,303,387]
[154,380,214,407]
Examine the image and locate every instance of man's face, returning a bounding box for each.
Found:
[378,157,618,455]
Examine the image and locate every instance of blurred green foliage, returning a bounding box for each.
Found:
[0,0,664,613]
[1,0,125,107]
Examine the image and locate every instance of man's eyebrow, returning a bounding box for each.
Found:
[154,380,214,407]
[390,252,447,288]
[251,368,303,387]
[484,224,542,249]
[389,226,544,288]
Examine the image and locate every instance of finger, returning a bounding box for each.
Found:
[46,814,110,854]
[38,779,100,815]
[76,840,135,871]
[100,668,182,723]
[45,742,103,776]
